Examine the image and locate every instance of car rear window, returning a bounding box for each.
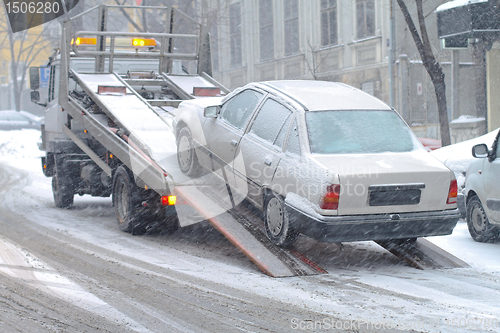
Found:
[306,110,416,154]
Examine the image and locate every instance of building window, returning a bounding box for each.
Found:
[356,0,375,39]
[284,0,299,55]
[259,0,274,61]
[321,0,337,46]
[229,3,242,67]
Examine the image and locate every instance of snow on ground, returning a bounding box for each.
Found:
[0,129,44,159]
[2,129,500,332]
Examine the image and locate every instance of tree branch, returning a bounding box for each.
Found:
[114,0,144,32]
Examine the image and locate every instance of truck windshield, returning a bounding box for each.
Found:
[306,110,417,154]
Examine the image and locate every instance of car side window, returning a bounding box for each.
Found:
[249,98,292,146]
[286,119,300,155]
[274,112,293,148]
[0,113,8,121]
[220,89,263,130]
[496,132,500,158]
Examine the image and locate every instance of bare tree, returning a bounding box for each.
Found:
[397,0,451,146]
[303,38,334,80]
[0,9,59,111]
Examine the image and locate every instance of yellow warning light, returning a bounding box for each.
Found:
[71,37,97,45]
[109,154,113,159]
[132,38,156,47]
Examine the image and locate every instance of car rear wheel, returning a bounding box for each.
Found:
[264,193,297,247]
[467,195,498,242]
[176,127,202,177]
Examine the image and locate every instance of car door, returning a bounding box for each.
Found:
[202,89,264,180]
[235,98,294,209]
[483,130,500,223]
[271,117,303,199]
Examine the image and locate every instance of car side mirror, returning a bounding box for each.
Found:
[30,67,40,90]
[204,105,220,118]
[31,90,40,102]
[472,144,489,158]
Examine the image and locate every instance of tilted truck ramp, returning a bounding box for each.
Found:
[72,72,177,166]
[175,185,327,277]
[376,239,469,269]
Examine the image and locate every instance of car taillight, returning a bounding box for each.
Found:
[320,184,340,210]
[447,180,458,204]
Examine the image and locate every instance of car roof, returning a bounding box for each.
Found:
[0,110,41,120]
[258,80,392,111]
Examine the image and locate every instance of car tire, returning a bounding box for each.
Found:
[264,193,298,247]
[466,195,498,242]
[113,166,145,234]
[176,127,202,177]
[52,173,74,208]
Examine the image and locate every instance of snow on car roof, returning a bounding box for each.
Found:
[261,80,392,111]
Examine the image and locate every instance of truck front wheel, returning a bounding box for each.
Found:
[52,173,74,208]
[113,166,142,233]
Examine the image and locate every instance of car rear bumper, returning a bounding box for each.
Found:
[286,204,460,243]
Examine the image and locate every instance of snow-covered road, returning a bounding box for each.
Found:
[1,129,500,332]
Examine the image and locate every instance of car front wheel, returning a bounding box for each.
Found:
[264,193,297,247]
[467,195,498,242]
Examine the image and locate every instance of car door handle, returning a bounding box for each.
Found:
[264,156,272,166]
[230,140,238,147]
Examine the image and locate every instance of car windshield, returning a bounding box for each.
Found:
[306,110,417,154]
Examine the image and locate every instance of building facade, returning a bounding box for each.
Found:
[205,0,481,139]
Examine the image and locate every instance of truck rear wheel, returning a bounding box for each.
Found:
[52,173,75,208]
[113,166,143,234]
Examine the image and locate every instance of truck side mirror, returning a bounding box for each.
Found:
[204,105,220,118]
[30,67,40,90]
[472,144,489,158]
[31,90,40,102]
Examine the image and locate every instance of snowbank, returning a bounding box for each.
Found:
[0,129,44,159]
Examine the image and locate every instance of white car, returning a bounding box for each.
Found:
[174,81,460,247]
[465,129,500,242]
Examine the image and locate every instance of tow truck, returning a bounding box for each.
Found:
[30,4,468,277]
